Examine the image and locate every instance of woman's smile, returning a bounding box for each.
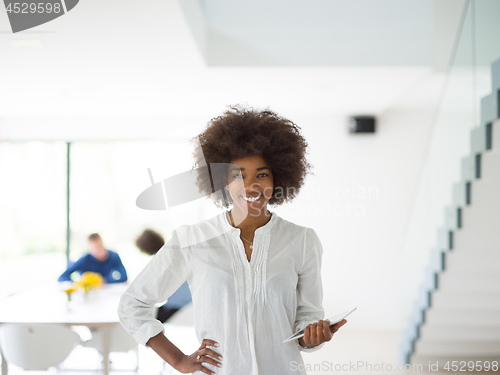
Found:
[241,194,263,203]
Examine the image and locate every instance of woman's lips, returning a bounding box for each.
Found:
[241,194,262,203]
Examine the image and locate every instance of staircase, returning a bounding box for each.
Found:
[401,58,500,370]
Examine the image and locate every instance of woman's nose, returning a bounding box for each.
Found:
[244,177,259,190]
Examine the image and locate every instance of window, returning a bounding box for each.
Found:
[0,142,67,296]
[0,138,207,296]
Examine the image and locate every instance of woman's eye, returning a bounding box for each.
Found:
[232,173,268,178]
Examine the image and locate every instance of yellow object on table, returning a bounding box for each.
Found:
[76,272,104,294]
[63,287,77,301]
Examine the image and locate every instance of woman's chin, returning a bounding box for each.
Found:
[234,199,267,213]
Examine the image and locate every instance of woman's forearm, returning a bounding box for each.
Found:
[146,332,186,369]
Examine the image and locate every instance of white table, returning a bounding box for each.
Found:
[0,282,130,375]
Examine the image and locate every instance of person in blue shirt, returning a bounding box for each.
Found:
[135,229,192,322]
[58,233,128,283]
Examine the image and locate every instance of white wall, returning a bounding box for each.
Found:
[272,73,447,331]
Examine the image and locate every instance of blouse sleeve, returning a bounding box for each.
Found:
[117,228,191,346]
[294,227,326,353]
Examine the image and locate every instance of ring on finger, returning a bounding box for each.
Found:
[197,355,201,362]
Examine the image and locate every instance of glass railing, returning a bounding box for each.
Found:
[398,0,500,364]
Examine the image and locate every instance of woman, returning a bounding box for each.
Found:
[118,105,347,375]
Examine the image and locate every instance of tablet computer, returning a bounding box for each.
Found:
[282,307,357,343]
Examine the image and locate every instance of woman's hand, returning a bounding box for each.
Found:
[298,319,347,349]
[175,338,223,375]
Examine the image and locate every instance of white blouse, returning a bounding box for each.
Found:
[118,210,326,375]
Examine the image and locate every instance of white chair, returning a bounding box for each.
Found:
[0,323,81,371]
[82,324,138,353]
[82,324,139,370]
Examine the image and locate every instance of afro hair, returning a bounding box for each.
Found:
[190,105,313,208]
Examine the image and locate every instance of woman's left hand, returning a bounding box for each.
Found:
[298,319,347,348]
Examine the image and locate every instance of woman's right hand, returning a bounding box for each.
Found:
[175,338,223,375]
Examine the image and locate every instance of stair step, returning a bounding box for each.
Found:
[452,181,467,206]
[414,340,500,356]
[451,231,500,256]
[461,154,476,181]
[471,124,489,154]
[437,272,500,293]
[481,150,500,177]
[429,290,500,310]
[444,251,500,272]
[424,308,500,327]
[419,325,500,341]
[469,176,500,206]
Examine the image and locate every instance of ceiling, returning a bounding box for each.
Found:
[187,0,435,66]
[0,0,466,140]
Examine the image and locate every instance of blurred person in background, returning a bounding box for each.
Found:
[135,229,192,322]
[58,233,128,283]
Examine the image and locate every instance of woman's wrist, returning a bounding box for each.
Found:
[171,353,188,370]
[298,337,318,349]
[146,333,186,370]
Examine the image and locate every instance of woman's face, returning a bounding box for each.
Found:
[226,154,274,215]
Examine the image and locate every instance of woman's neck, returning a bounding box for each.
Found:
[229,206,272,232]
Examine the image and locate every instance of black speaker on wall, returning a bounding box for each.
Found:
[349,116,376,133]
